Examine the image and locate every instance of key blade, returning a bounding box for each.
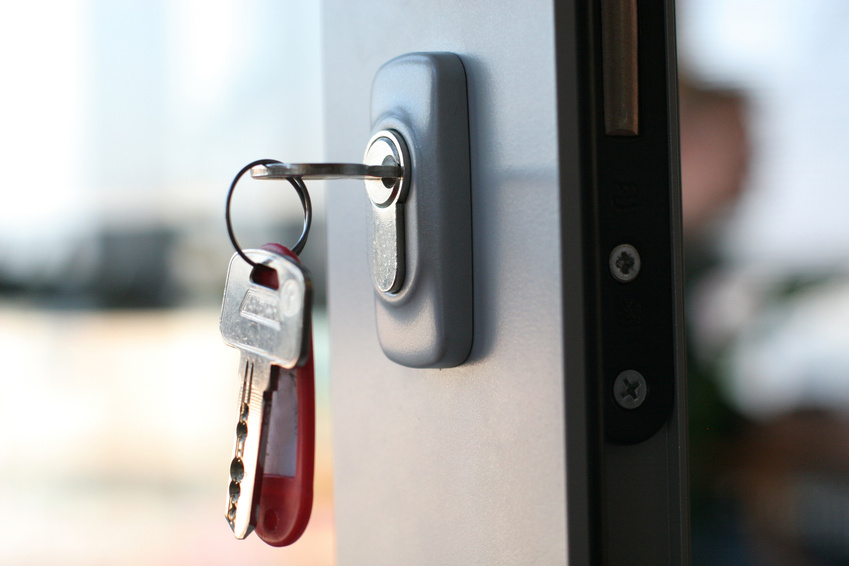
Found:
[227,353,274,538]
[220,250,310,368]
[251,162,403,180]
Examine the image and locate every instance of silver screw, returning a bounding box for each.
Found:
[613,370,647,409]
[609,244,641,282]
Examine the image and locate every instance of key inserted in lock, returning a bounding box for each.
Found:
[363,130,410,294]
[249,52,472,369]
[367,52,473,368]
[249,135,410,296]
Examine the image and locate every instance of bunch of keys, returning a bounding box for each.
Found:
[220,162,316,546]
[220,156,403,546]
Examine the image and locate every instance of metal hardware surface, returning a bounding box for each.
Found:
[601,0,639,135]
[220,250,310,368]
[609,243,641,283]
[613,369,648,409]
[368,52,472,369]
[364,130,409,294]
[252,162,402,181]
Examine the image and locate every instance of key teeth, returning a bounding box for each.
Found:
[227,514,255,539]
[227,494,255,539]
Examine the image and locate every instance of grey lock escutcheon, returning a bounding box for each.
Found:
[367,52,472,368]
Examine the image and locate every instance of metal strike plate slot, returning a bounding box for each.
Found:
[367,52,473,369]
[601,0,639,136]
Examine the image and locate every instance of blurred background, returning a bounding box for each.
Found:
[679,1,849,564]
[4,0,849,564]
[0,1,332,564]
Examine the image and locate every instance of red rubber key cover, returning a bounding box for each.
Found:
[253,243,315,547]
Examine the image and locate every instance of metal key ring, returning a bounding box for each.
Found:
[226,159,312,267]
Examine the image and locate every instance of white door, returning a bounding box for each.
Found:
[323,1,688,564]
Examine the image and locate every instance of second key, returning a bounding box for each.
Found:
[220,248,312,539]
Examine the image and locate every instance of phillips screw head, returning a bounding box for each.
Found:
[613,369,647,410]
[609,243,641,282]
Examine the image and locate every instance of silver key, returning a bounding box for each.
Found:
[220,248,310,539]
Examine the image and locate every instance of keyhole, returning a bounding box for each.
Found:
[381,155,399,189]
